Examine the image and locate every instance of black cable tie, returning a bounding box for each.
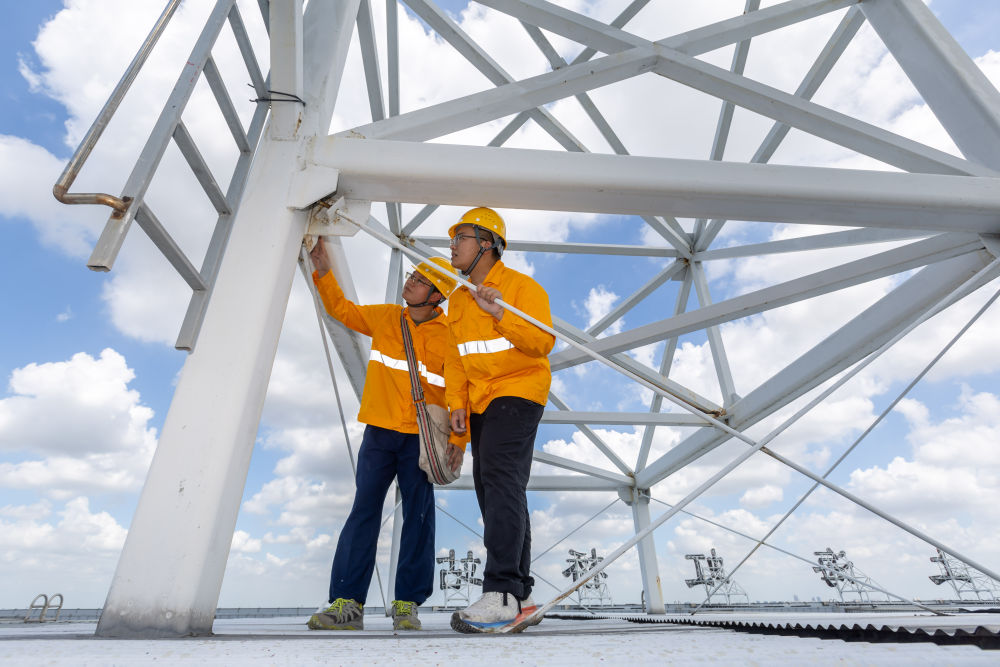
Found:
[249,86,306,105]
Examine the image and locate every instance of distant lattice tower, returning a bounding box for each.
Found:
[51,0,1000,637]
[929,548,1000,602]
[562,549,613,606]
[437,549,483,607]
[685,548,749,605]
[812,547,888,603]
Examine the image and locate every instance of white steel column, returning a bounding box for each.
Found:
[96,0,361,638]
[625,489,665,614]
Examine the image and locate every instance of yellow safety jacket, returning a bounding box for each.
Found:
[314,270,467,447]
[445,261,555,416]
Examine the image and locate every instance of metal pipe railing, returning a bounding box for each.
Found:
[51,0,183,216]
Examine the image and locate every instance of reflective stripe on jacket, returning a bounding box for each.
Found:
[314,270,467,446]
[445,261,555,414]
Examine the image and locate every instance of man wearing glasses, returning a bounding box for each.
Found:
[444,207,555,633]
[306,237,463,632]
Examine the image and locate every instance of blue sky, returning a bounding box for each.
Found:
[3,0,1000,611]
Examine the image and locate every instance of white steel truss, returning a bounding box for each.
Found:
[55,0,1000,636]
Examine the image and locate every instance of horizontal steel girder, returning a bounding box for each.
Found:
[295,138,1000,232]
[541,410,708,426]
[444,474,621,491]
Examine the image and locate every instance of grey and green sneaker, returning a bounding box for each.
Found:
[391,600,421,630]
[307,598,364,630]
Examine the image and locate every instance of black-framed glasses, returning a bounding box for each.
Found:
[448,233,477,248]
[404,271,433,288]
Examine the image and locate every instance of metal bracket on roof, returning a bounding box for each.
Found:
[306,196,370,240]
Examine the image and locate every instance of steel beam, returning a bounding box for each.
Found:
[401,0,588,152]
[300,138,1000,231]
[546,394,633,476]
[587,261,686,336]
[541,411,707,427]
[861,0,1000,171]
[635,249,998,488]
[531,451,632,485]
[694,7,866,252]
[343,45,658,143]
[176,100,269,351]
[651,45,988,177]
[356,0,387,123]
[87,0,237,272]
[628,491,665,613]
[477,0,858,58]
[444,475,621,492]
[419,237,679,258]
[691,262,738,406]
[636,272,693,472]
[551,316,721,416]
[96,0,361,638]
[550,234,984,371]
[694,228,928,262]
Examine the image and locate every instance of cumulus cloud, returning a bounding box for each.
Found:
[0,496,128,605]
[0,135,100,257]
[0,349,157,498]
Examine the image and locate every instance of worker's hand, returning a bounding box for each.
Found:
[309,236,332,276]
[447,443,465,472]
[472,286,504,320]
[450,408,467,434]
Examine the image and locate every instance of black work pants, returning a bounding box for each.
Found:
[470,396,544,600]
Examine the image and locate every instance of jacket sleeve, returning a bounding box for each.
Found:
[313,270,374,336]
[493,277,556,358]
[444,322,470,415]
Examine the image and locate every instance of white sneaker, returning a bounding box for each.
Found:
[451,591,520,633]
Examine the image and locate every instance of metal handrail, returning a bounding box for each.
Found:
[51,0,183,216]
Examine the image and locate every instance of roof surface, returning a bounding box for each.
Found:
[2,611,998,665]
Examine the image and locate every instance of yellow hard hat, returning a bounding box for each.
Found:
[448,207,507,249]
[414,256,458,298]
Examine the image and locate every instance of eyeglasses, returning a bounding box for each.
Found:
[448,233,477,248]
[404,271,433,289]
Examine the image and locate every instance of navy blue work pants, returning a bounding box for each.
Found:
[470,396,544,600]
[328,424,435,605]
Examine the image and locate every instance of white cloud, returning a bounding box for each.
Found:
[0,349,157,497]
[0,496,128,605]
[231,530,262,554]
[580,285,622,335]
[740,484,783,509]
[0,134,100,257]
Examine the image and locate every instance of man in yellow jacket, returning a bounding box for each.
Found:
[306,237,464,632]
[444,207,556,633]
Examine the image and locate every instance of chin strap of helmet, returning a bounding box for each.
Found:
[404,288,443,308]
[461,226,495,277]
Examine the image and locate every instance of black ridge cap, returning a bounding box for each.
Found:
[544,612,1000,650]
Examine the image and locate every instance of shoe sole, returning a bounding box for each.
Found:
[393,620,422,630]
[449,608,543,634]
[520,605,543,627]
[307,616,363,631]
